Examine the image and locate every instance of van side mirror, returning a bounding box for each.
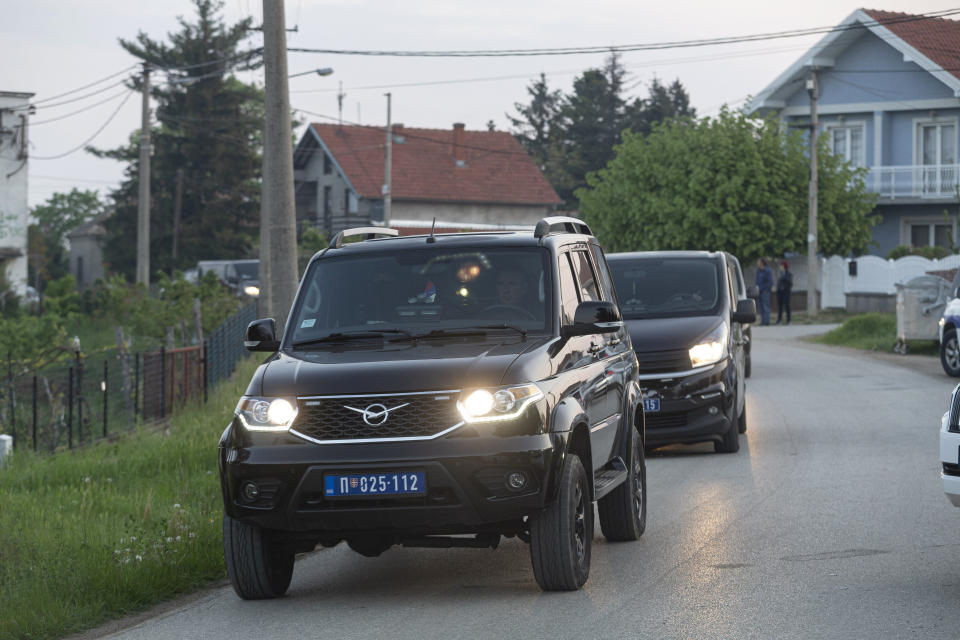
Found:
[563,301,622,337]
[746,285,759,300]
[245,318,280,351]
[733,299,757,324]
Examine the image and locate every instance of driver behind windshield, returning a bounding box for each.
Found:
[496,267,529,306]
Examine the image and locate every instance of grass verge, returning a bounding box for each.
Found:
[0,357,257,640]
[809,312,938,355]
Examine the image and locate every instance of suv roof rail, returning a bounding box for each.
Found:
[329,227,400,249]
[533,216,592,240]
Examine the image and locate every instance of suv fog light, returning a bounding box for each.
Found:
[708,406,719,416]
[507,472,527,491]
[242,481,260,502]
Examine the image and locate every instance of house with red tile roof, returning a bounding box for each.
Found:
[293,122,562,237]
[748,9,960,257]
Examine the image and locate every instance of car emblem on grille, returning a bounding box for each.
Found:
[343,402,410,426]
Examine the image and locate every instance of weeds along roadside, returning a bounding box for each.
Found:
[0,357,259,640]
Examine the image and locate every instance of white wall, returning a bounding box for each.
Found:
[818,253,960,308]
[0,92,32,294]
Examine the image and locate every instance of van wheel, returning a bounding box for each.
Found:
[598,431,646,542]
[529,454,592,590]
[223,514,295,599]
[737,403,748,434]
[715,406,740,453]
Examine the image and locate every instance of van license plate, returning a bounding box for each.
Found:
[643,398,660,413]
[324,471,426,498]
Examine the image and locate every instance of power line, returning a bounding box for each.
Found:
[289,9,960,58]
[26,65,138,108]
[32,90,137,160]
[9,79,129,113]
[30,89,132,126]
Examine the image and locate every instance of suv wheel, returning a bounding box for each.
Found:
[598,430,646,542]
[529,454,592,590]
[223,514,295,599]
[943,329,960,377]
[737,403,747,434]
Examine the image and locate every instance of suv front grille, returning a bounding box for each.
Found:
[635,349,691,374]
[291,391,462,443]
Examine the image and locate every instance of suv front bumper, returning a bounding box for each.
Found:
[220,429,563,535]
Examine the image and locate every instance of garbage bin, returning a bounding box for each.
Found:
[894,274,951,354]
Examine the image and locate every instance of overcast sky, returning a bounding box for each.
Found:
[4,0,958,207]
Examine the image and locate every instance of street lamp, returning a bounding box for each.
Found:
[288,67,334,79]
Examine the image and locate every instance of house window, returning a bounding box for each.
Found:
[347,190,358,214]
[323,153,332,175]
[908,222,953,249]
[323,186,332,220]
[76,256,84,287]
[829,125,865,167]
[918,123,957,167]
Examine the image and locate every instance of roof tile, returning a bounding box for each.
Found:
[862,9,960,82]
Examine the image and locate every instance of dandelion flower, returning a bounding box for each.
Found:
[136,555,143,562]
[189,532,196,539]
[166,537,173,543]
[173,503,181,509]
[84,477,91,484]
[130,536,136,542]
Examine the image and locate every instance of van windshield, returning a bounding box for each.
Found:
[286,246,551,346]
[609,257,721,319]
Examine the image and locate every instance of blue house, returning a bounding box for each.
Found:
[748,9,960,257]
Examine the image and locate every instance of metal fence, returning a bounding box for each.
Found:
[0,302,258,453]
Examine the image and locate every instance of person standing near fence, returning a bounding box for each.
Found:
[776,260,793,325]
[755,258,773,326]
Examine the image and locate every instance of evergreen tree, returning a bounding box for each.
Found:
[90,0,263,279]
[507,73,565,166]
[623,77,697,136]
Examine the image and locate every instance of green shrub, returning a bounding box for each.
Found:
[886,245,952,260]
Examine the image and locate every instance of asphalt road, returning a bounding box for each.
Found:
[101,325,960,640]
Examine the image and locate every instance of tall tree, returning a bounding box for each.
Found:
[90,0,263,279]
[507,73,565,167]
[577,108,877,259]
[623,77,696,136]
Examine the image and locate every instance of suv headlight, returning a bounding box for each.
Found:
[689,324,728,368]
[458,383,543,423]
[235,396,298,431]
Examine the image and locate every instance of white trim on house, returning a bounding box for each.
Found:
[748,9,960,114]
[303,126,360,196]
[874,111,884,166]
[780,98,960,117]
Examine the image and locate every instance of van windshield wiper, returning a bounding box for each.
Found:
[291,328,414,348]
[413,324,527,339]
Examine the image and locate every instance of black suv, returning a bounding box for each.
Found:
[606,251,756,453]
[220,217,646,598]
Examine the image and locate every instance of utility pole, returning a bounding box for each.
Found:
[806,70,819,317]
[136,63,152,287]
[383,92,392,226]
[171,168,184,274]
[337,81,345,126]
[260,0,298,328]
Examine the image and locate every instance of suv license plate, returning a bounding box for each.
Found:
[643,398,660,413]
[324,471,426,498]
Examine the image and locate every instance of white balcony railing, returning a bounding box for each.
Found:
[866,165,960,199]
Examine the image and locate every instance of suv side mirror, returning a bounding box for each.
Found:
[746,285,759,300]
[732,299,757,324]
[563,301,622,337]
[245,318,280,351]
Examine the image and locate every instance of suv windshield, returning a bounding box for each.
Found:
[287,246,551,346]
[609,257,721,319]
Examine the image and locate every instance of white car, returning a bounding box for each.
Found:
[941,384,960,506]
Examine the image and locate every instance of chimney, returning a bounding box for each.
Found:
[452,122,465,167]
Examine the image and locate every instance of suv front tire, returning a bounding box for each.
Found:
[224,515,295,599]
[529,454,592,590]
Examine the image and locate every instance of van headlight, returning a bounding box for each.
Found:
[235,397,298,431]
[458,384,543,423]
[688,324,728,368]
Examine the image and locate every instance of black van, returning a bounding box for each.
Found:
[606,251,756,453]
[220,218,646,598]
